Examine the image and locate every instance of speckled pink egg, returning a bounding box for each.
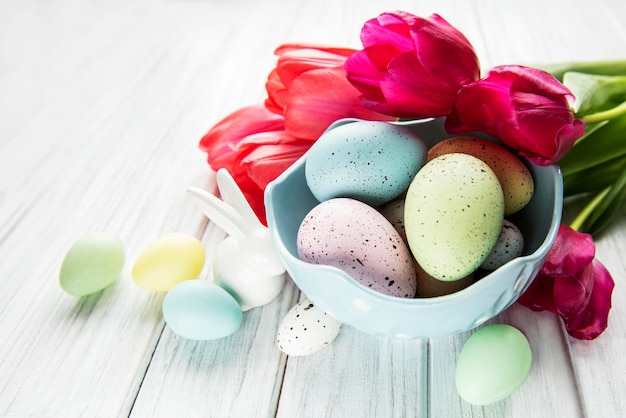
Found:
[297,198,417,298]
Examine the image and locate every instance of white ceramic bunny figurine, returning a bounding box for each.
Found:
[187,169,286,311]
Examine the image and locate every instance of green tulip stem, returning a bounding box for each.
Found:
[582,101,626,123]
[569,187,611,232]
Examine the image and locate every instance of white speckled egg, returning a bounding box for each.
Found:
[276,299,342,356]
[480,220,525,270]
[404,153,504,282]
[305,121,427,206]
[428,136,534,215]
[297,198,417,298]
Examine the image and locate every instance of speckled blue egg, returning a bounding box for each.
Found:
[305,121,427,206]
[297,198,417,298]
[162,280,243,340]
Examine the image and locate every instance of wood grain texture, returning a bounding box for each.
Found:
[0,0,624,417]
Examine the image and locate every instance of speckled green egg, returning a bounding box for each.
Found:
[404,153,504,282]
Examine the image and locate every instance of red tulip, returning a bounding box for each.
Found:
[344,11,480,119]
[446,65,586,165]
[200,44,392,224]
[517,225,614,339]
[199,105,296,225]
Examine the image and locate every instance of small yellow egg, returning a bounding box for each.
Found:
[132,233,205,291]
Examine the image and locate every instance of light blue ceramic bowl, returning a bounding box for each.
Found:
[265,118,562,339]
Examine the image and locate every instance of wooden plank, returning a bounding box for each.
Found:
[275,327,429,418]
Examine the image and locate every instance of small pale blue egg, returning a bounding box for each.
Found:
[162,280,243,340]
[305,121,427,206]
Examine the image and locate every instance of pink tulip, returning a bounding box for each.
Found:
[344,11,480,119]
[446,65,586,165]
[200,44,392,224]
[517,225,614,339]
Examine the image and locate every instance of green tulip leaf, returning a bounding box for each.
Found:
[559,112,626,176]
[564,72,626,117]
[542,59,626,81]
[575,161,626,236]
[563,155,626,196]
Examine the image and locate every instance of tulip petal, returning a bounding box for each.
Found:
[199,105,285,165]
[275,47,355,88]
[265,69,287,113]
[243,141,312,187]
[284,67,394,140]
[359,12,414,58]
[516,272,557,314]
[345,11,480,119]
[344,49,387,100]
[447,65,585,165]
[564,260,614,339]
[378,51,462,117]
[540,225,596,276]
[408,14,480,88]
[518,225,615,340]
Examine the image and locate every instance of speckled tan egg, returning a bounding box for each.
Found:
[297,198,417,298]
[378,199,407,245]
[414,260,475,298]
[427,136,534,215]
[404,153,504,282]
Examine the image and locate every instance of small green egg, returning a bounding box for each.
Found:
[59,232,125,296]
[455,324,532,405]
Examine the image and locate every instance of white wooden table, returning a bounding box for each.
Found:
[1,1,624,417]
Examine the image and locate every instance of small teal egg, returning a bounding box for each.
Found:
[162,280,243,340]
[59,232,125,296]
[305,121,427,206]
[455,324,532,405]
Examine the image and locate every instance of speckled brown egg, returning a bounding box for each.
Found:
[404,153,504,282]
[428,136,534,215]
[414,260,475,297]
[297,198,417,298]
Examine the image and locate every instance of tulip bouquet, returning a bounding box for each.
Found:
[199,11,621,339]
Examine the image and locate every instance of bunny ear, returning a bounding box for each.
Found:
[216,168,263,230]
[187,186,246,242]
